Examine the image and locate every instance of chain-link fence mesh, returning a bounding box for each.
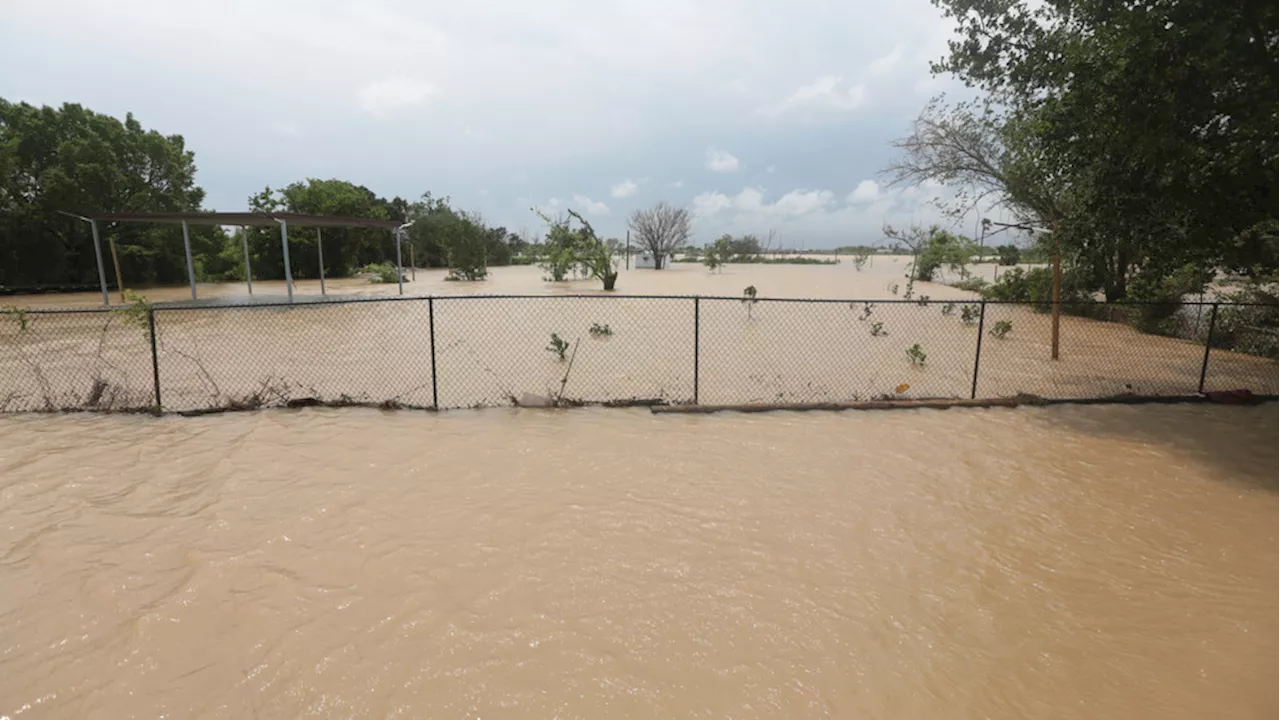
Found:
[433,296,693,408]
[1202,302,1279,395]
[154,299,435,412]
[699,298,978,404]
[1,296,1275,414]
[974,302,1207,398]
[0,308,155,411]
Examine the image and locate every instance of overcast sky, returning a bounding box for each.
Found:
[2,0,1007,247]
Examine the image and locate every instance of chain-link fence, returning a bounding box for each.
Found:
[1,296,1275,413]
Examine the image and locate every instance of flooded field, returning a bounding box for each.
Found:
[2,259,1273,412]
[4,255,988,307]
[0,403,1275,718]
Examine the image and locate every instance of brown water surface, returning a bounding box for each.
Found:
[0,403,1275,718]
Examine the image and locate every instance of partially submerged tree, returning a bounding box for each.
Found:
[534,207,618,290]
[442,214,488,281]
[535,210,577,281]
[627,202,691,270]
[883,224,979,295]
[703,235,731,273]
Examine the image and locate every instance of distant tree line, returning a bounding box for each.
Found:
[0,98,529,288]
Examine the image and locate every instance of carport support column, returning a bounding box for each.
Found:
[181,220,197,301]
[317,227,326,296]
[395,228,404,295]
[90,219,109,306]
[278,219,294,303]
[241,225,253,295]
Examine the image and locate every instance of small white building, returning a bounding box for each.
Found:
[633,250,657,269]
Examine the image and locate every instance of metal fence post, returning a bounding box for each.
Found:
[1197,303,1219,394]
[693,297,701,404]
[148,307,162,412]
[970,301,987,399]
[429,296,439,409]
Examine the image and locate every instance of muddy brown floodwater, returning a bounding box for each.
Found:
[0,403,1275,718]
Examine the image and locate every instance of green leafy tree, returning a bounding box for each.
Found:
[917,0,1277,297]
[534,208,618,290]
[702,235,732,273]
[0,99,216,287]
[996,245,1020,266]
[247,179,398,281]
[443,215,489,281]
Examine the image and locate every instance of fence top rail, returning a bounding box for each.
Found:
[8,293,1277,314]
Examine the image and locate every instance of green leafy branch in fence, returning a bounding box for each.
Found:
[2,306,31,332]
[906,343,927,366]
[112,290,151,333]
[547,332,570,360]
[742,285,758,319]
[988,320,1013,339]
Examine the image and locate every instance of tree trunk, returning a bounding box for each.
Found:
[654,253,665,270]
[1115,249,1128,299]
[603,272,617,290]
[1104,249,1129,301]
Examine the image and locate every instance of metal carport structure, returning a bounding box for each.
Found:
[70,211,410,305]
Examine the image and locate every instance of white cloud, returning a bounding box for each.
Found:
[704,147,740,173]
[692,191,733,217]
[694,187,831,217]
[866,47,904,77]
[766,165,777,174]
[733,187,764,211]
[689,181,969,247]
[572,194,610,215]
[762,75,866,116]
[848,180,881,203]
[610,179,639,198]
[773,189,834,215]
[358,76,434,117]
[2,0,963,245]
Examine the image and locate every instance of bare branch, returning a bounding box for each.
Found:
[627,202,691,270]
[883,98,1064,225]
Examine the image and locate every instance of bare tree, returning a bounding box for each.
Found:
[627,202,691,270]
[884,97,1062,227]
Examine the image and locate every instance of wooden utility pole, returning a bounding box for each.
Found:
[409,243,416,281]
[108,236,125,304]
[1050,218,1062,360]
[625,230,630,270]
